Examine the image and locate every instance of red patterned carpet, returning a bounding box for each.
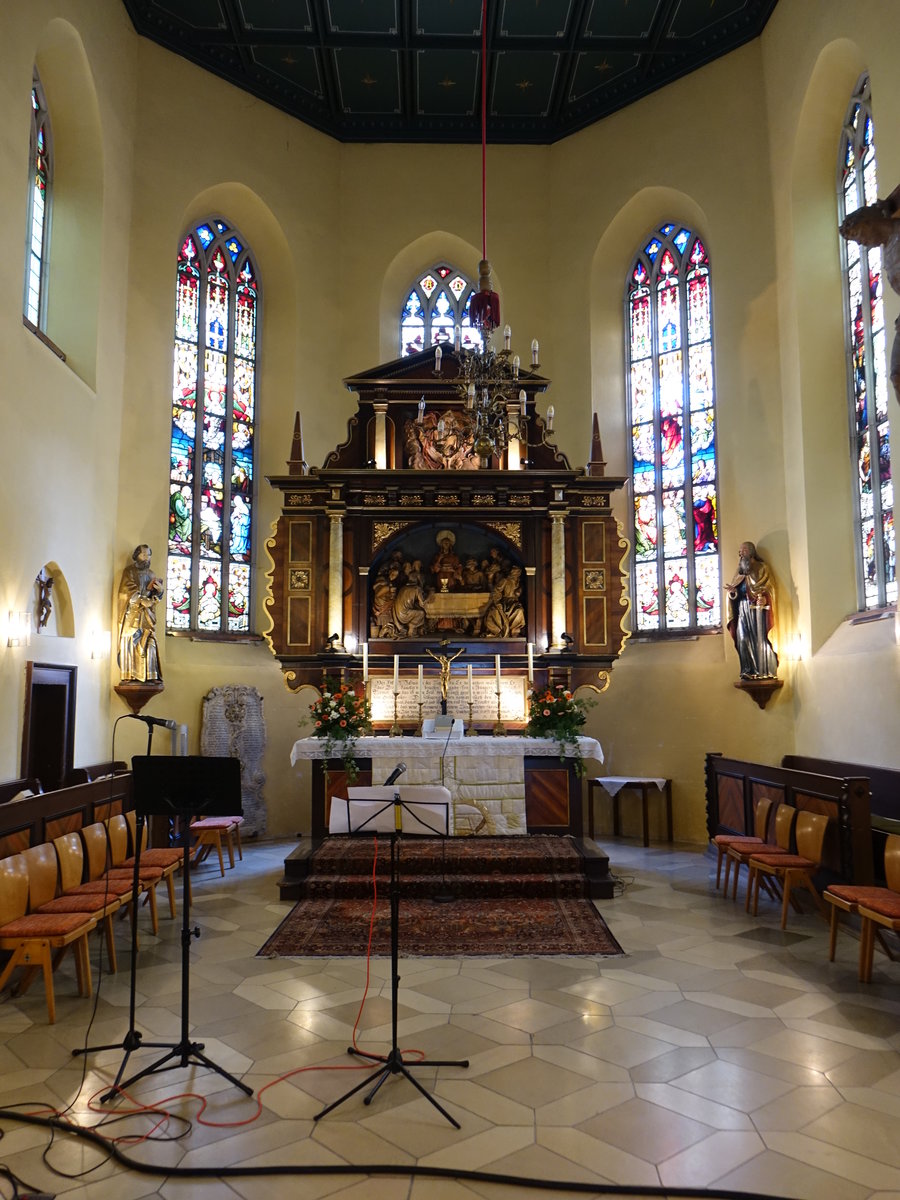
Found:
[259,895,622,957]
[261,834,623,957]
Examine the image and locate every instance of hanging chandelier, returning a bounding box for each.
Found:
[429,0,552,465]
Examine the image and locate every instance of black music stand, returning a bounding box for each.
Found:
[92,755,251,1102]
[314,788,469,1128]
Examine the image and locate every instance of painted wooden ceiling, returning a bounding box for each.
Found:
[121,0,778,144]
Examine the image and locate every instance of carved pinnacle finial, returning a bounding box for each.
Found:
[288,411,309,476]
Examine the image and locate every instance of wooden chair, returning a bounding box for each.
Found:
[748,811,830,929]
[121,810,182,916]
[712,797,773,892]
[843,836,900,982]
[823,834,900,970]
[0,852,96,1023]
[726,802,796,905]
[107,814,165,935]
[39,834,125,974]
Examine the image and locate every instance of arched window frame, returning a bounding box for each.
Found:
[625,223,721,635]
[166,218,260,636]
[837,74,896,611]
[400,264,484,356]
[24,68,52,330]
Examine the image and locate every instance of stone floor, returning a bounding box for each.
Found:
[1,836,899,1200]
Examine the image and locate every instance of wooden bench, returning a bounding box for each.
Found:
[0,772,133,860]
[705,752,874,886]
[587,777,673,847]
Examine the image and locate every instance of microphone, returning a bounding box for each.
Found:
[128,714,178,731]
[383,762,407,786]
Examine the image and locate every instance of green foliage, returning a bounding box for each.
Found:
[308,680,372,783]
[524,684,593,774]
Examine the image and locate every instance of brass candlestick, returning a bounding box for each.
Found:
[465,699,478,735]
[493,689,506,736]
[416,701,424,736]
[389,691,402,737]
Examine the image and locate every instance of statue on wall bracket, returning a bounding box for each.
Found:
[725,540,783,710]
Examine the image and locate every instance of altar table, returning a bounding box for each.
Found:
[291,736,603,839]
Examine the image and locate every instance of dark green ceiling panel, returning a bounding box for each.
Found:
[492,52,558,118]
[569,51,641,102]
[417,50,479,117]
[238,0,312,33]
[334,47,401,113]
[156,0,225,30]
[498,0,572,39]
[250,45,321,96]
[670,0,749,39]
[327,0,398,35]
[415,0,481,37]
[584,0,662,40]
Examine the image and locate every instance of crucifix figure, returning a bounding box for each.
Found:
[425,639,465,715]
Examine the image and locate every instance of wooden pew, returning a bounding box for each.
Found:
[705,752,874,886]
[0,773,133,860]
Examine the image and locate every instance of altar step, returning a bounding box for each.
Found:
[278,835,615,901]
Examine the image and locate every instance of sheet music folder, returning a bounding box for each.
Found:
[329,785,450,837]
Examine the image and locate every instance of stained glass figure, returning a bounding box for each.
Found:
[626,224,720,632]
[400,264,480,356]
[838,74,896,609]
[167,219,258,633]
[24,70,52,329]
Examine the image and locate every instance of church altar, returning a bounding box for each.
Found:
[291,735,603,838]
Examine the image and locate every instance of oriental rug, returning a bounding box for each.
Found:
[258,895,623,958]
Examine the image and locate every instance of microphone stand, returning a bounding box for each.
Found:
[314,796,468,1127]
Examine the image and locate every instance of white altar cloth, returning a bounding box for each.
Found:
[291,736,603,836]
[290,735,604,767]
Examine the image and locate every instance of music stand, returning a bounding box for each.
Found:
[314,786,469,1128]
[92,755,251,1102]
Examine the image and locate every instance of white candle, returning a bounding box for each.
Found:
[467,663,473,702]
[527,642,534,682]
[393,654,399,693]
[495,654,501,688]
[418,663,423,702]
[362,642,368,682]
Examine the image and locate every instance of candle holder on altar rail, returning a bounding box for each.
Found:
[492,690,507,736]
[416,701,424,736]
[465,700,478,735]
[389,691,402,737]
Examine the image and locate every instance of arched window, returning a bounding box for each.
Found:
[167,219,258,634]
[837,74,896,610]
[625,224,720,633]
[24,68,52,329]
[400,264,483,356]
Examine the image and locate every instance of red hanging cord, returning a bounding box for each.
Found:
[481,0,487,261]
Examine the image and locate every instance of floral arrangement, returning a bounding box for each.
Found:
[308,680,372,782]
[524,684,592,773]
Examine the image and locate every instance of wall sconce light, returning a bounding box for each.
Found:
[7,611,32,648]
[90,629,111,660]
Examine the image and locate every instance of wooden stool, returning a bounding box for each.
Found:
[190,817,243,876]
[587,777,673,847]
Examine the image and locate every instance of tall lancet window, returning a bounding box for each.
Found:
[400,264,483,356]
[838,75,896,609]
[167,219,258,634]
[626,224,720,633]
[24,69,52,329]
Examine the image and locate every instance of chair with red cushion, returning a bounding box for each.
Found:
[712,797,773,893]
[823,834,900,970]
[0,852,96,1023]
[726,802,796,906]
[748,811,830,930]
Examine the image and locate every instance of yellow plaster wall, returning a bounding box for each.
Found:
[0,0,897,844]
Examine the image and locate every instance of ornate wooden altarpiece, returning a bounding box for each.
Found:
[264,346,630,728]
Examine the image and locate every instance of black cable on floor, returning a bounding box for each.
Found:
[0,1107,789,1200]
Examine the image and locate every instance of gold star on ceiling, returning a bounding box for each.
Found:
[361,73,377,87]
[516,79,533,91]
[438,77,457,89]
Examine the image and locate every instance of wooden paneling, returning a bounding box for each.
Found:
[581,521,607,565]
[582,597,607,647]
[289,520,312,563]
[288,596,312,648]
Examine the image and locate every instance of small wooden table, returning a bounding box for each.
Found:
[587,777,673,847]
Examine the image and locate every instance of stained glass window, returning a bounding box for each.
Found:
[24,69,52,329]
[400,264,483,356]
[837,75,896,610]
[167,219,258,634]
[626,225,720,633]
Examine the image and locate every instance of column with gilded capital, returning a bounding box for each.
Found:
[328,512,344,644]
[550,510,568,649]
